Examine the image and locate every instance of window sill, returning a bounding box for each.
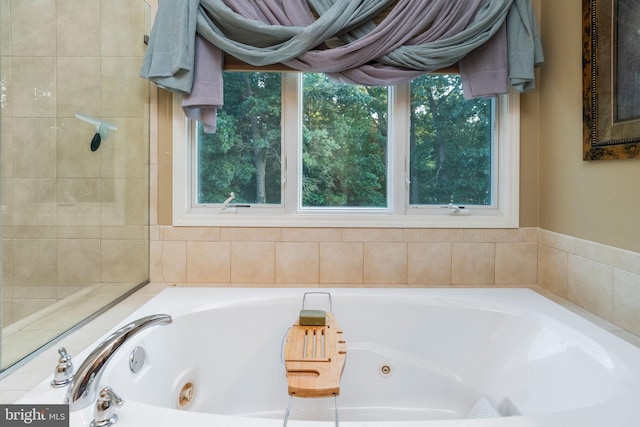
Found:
[172,209,519,228]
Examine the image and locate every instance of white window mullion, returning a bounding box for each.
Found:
[495,88,520,227]
[389,83,410,215]
[282,72,300,215]
[172,94,192,225]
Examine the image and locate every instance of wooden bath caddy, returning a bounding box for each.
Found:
[283,312,347,398]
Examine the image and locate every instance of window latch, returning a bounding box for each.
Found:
[443,203,470,216]
[219,192,237,214]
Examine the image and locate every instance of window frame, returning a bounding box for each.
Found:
[172,72,520,228]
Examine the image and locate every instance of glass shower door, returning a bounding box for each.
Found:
[0,0,151,373]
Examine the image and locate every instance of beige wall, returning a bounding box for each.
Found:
[539,0,640,253]
[519,82,540,227]
[518,0,542,228]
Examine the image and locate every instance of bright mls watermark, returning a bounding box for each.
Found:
[1,405,68,426]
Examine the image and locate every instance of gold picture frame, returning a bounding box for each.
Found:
[583,0,640,160]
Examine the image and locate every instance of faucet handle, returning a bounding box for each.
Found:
[51,347,74,387]
[91,386,124,427]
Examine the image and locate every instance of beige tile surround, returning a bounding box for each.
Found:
[150,226,540,287]
[538,229,640,336]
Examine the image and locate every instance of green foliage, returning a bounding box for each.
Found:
[197,72,282,204]
[196,72,492,208]
[409,74,492,205]
[302,73,388,207]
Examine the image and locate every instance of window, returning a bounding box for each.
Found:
[173,72,519,227]
[408,74,494,207]
[302,73,389,209]
[196,72,282,206]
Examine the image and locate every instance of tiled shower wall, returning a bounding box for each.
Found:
[1,0,150,326]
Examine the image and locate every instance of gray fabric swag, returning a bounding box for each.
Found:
[141,0,543,133]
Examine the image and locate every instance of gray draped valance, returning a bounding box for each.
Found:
[141,0,543,132]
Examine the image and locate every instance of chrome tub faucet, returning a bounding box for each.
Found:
[64,314,172,411]
[51,347,74,387]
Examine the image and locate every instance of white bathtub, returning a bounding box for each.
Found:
[18,288,640,426]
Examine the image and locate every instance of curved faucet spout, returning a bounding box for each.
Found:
[64,314,172,411]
